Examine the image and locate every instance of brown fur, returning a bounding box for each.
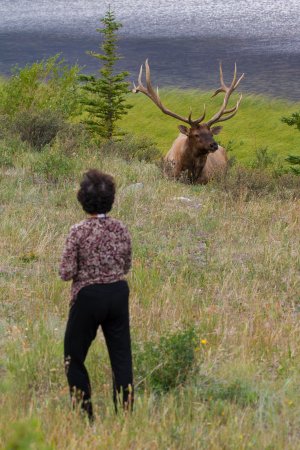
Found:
[164,124,227,184]
[197,146,228,184]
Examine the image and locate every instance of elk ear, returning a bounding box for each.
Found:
[211,126,223,135]
[178,125,189,136]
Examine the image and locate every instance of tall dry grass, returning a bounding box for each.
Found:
[0,140,300,449]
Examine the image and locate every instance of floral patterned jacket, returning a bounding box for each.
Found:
[59,216,132,304]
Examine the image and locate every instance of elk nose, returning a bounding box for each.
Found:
[210,142,218,151]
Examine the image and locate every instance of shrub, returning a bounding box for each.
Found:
[12,109,65,150]
[281,111,300,175]
[0,55,81,119]
[281,111,300,131]
[134,327,197,393]
[0,134,28,167]
[101,135,162,162]
[213,166,300,200]
[250,146,277,169]
[32,147,75,182]
[54,123,93,156]
[286,155,300,175]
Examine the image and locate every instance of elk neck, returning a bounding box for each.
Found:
[182,136,209,177]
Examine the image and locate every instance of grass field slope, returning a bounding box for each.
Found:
[0,126,300,448]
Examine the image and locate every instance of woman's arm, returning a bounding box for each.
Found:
[59,227,78,281]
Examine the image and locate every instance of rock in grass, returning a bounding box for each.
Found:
[172,196,202,209]
[123,182,144,192]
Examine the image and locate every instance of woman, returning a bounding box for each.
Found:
[59,169,133,422]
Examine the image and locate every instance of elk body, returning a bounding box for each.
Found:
[165,124,227,184]
[133,60,244,184]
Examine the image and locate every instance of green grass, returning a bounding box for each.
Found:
[0,140,300,448]
[0,79,300,448]
[121,89,300,163]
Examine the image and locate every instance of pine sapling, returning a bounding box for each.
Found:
[80,8,132,140]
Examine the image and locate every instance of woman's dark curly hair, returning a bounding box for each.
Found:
[77,169,115,214]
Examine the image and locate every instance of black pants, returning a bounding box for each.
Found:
[64,280,133,419]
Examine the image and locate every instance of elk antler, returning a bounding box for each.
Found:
[132,59,206,126]
[205,62,244,127]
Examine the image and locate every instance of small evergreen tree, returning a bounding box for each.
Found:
[281,112,300,175]
[79,8,132,140]
[285,155,300,175]
[281,112,300,131]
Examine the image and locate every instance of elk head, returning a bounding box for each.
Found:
[177,123,222,158]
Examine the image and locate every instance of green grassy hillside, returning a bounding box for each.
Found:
[0,67,300,447]
[121,89,300,163]
[0,142,300,448]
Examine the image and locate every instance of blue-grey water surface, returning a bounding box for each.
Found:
[0,0,300,99]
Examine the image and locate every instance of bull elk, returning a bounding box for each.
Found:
[133,60,244,183]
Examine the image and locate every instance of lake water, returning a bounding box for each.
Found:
[1,0,300,100]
